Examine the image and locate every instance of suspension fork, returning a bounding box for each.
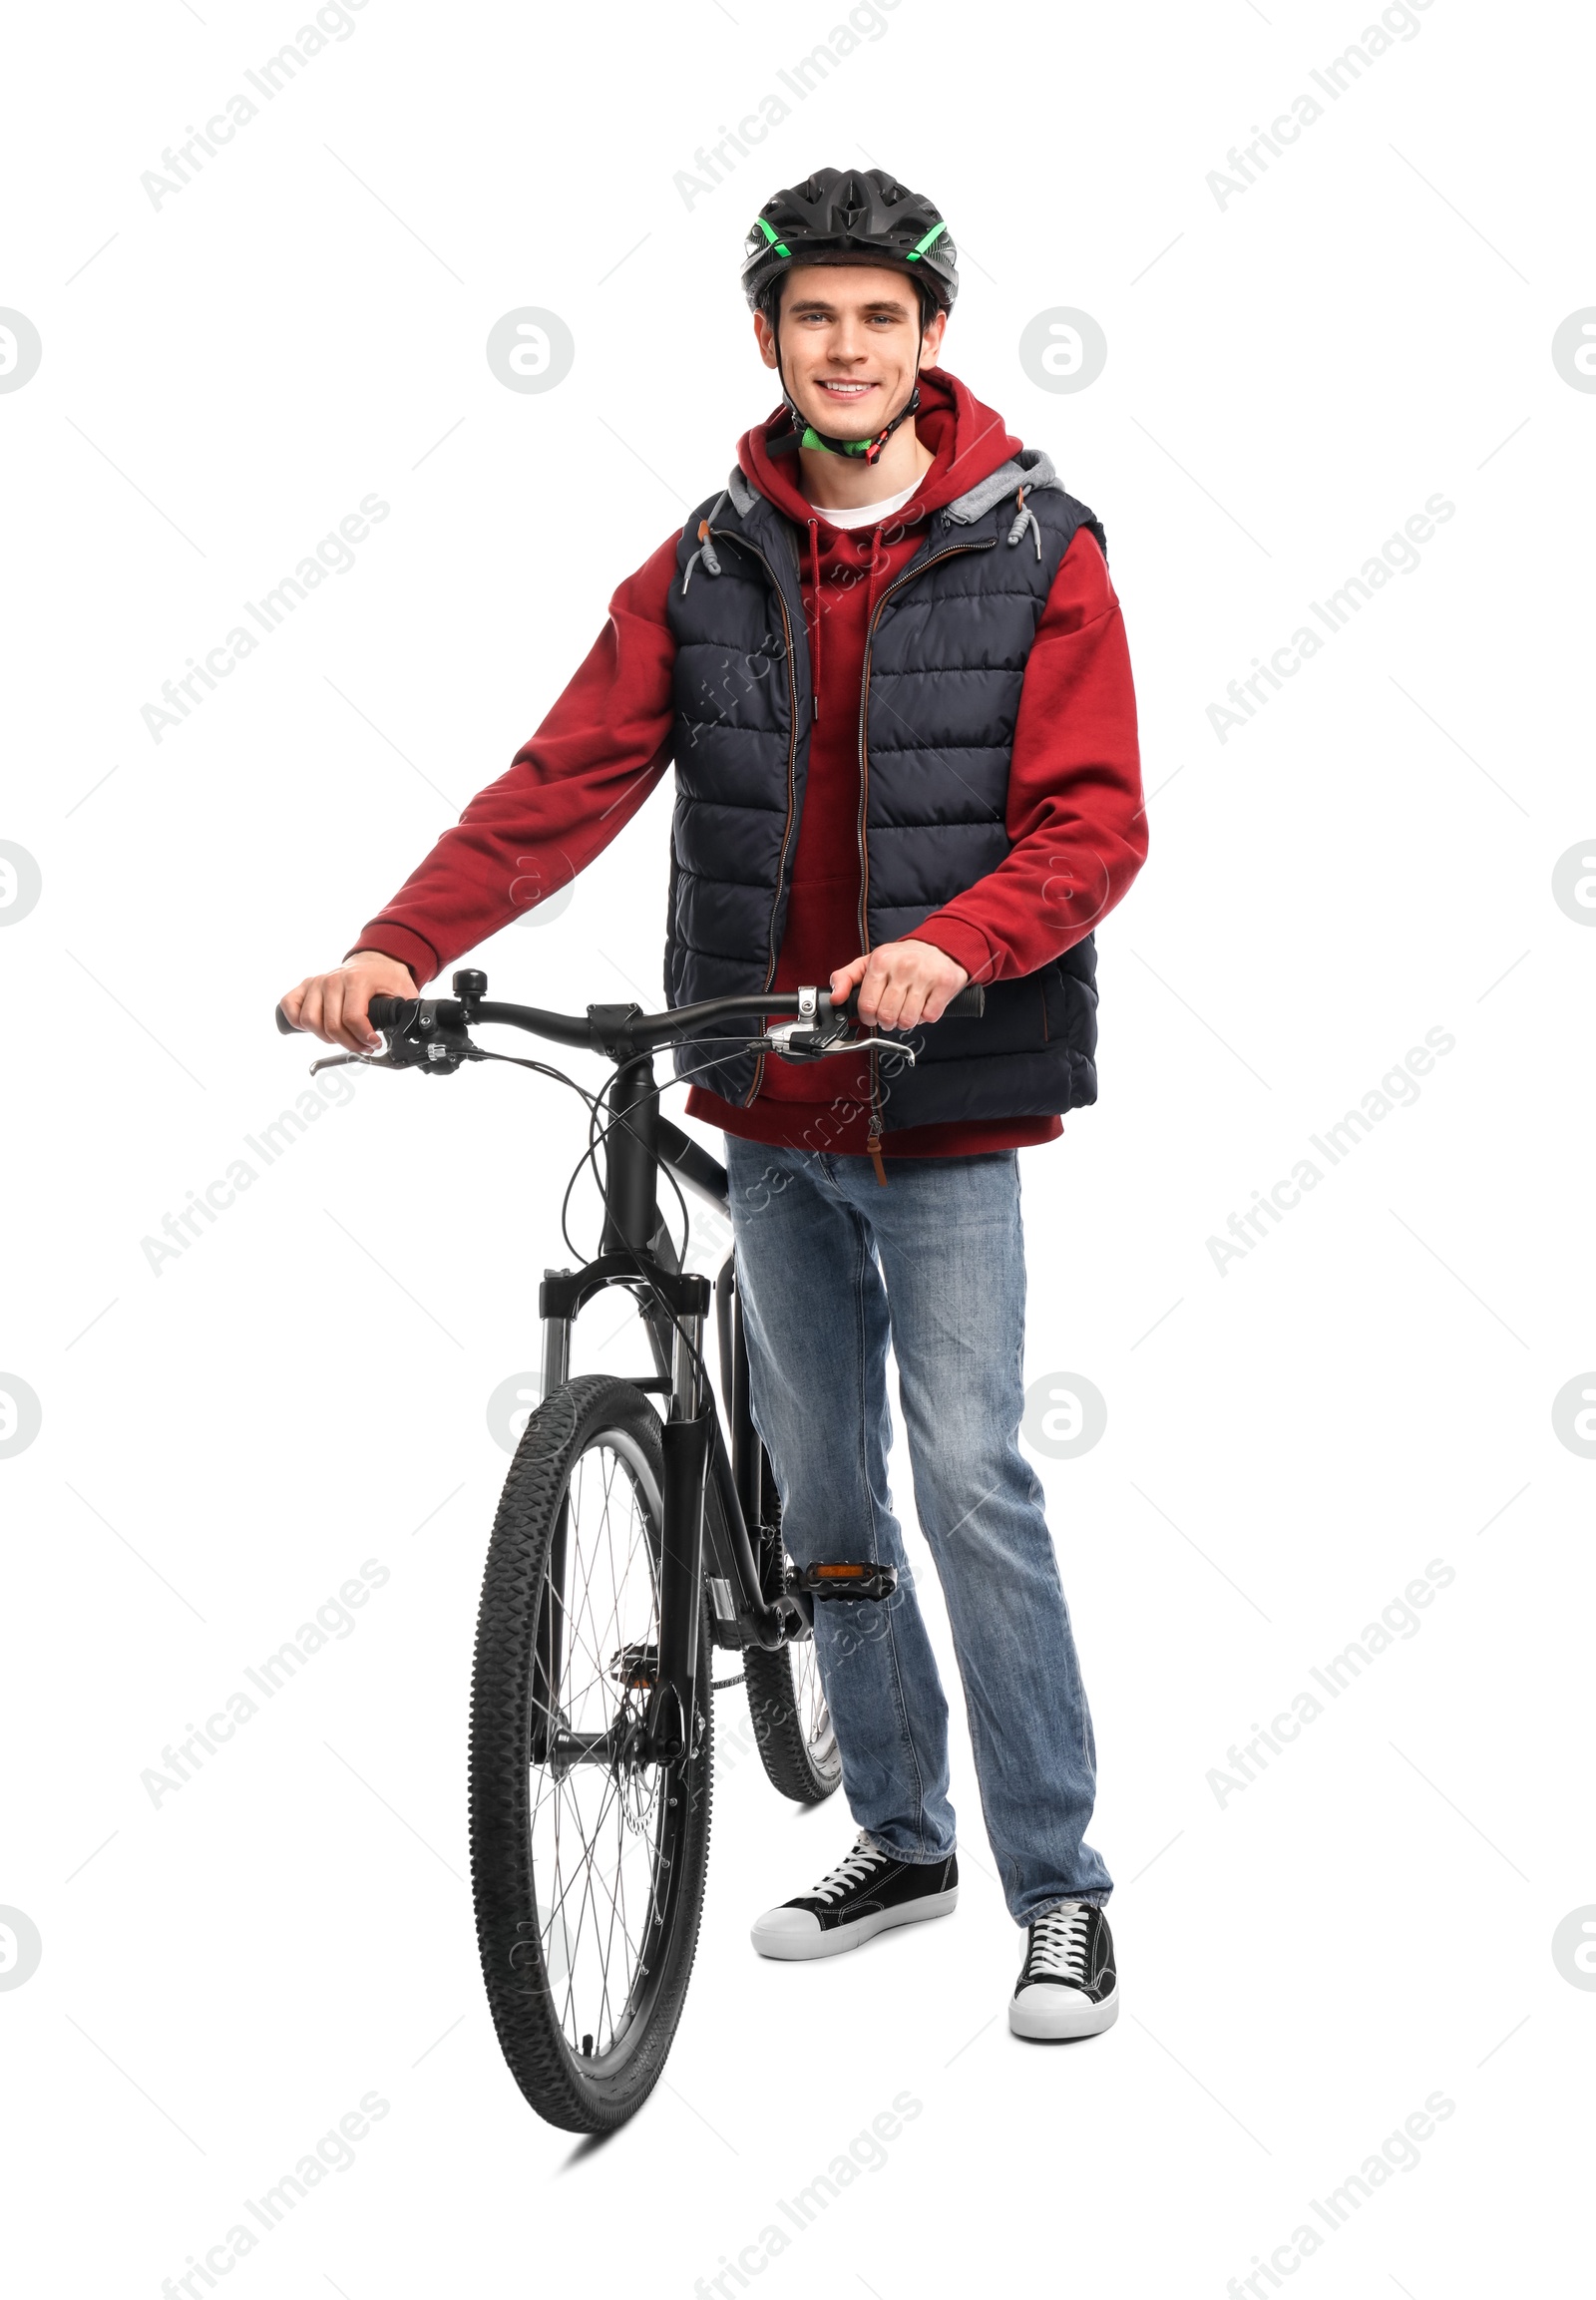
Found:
[523,1260,572,1761]
[715,1259,775,1593]
[530,1494,569,1766]
[530,1290,713,1766]
[530,1291,711,1767]
[647,1316,710,1764]
[523,1306,570,1765]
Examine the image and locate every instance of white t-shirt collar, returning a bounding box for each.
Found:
[805,480,920,532]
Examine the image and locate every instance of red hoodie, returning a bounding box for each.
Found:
[351,371,1146,1158]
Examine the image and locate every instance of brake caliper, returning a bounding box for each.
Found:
[608,1642,658,1691]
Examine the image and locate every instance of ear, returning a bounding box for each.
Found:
[918,308,949,371]
[752,307,780,372]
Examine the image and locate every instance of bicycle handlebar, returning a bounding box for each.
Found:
[274,977,985,1053]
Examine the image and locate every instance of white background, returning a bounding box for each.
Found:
[3,0,1592,2292]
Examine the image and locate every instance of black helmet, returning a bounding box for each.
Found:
[741,167,959,318]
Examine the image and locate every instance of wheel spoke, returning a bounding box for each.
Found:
[523,1429,679,2063]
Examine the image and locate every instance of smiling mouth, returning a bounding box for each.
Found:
[818,379,877,396]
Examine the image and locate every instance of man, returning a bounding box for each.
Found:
[283,168,1146,2042]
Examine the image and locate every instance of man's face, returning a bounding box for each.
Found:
[753,262,946,438]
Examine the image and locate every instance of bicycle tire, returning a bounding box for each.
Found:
[469,1373,712,2133]
[743,1621,843,1804]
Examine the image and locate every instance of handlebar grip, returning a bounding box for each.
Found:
[839,982,986,1024]
[366,994,416,1031]
[275,994,420,1035]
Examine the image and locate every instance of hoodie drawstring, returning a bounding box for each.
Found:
[806,516,823,719]
[1006,484,1042,561]
[681,514,723,592]
[682,493,730,590]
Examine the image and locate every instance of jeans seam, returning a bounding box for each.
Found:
[850,1204,933,1857]
[875,1159,1101,1907]
[736,1138,1113,1895]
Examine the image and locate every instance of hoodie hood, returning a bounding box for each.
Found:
[736,369,1023,532]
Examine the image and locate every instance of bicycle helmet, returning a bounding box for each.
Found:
[741,167,959,317]
[742,168,959,463]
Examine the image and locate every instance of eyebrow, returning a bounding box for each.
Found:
[787,296,913,317]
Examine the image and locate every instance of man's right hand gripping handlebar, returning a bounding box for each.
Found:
[277,952,420,1053]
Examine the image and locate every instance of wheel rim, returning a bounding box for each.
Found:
[790,1616,838,1771]
[527,1427,682,2073]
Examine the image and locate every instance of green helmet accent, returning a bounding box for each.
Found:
[751,214,791,259]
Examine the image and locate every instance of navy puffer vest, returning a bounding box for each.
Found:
[664,448,1106,1133]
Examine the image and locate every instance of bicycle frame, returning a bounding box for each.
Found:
[535,1046,791,1768]
[275,965,984,1768]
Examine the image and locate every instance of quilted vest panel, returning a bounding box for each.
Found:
[663,456,1106,1131]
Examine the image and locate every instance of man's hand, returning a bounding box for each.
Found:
[279,951,419,1052]
[830,940,970,1033]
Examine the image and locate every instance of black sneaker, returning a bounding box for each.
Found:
[1009,1900,1119,2040]
[750,1832,959,1961]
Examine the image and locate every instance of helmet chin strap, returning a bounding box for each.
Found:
[768,301,927,465]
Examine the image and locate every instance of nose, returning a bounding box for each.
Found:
[825,316,871,365]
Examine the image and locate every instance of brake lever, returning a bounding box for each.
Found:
[305,1022,480,1078]
[759,1022,915,1066]
[305,1043,417,1076]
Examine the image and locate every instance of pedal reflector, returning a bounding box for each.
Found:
[791,1561,899,1603]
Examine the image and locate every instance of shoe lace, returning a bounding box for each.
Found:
[809,1835,889,1904]
[1028,1901,1091,1983]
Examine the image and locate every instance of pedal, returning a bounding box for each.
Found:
[788,1561,899,1604]
[609,1642,658,1691]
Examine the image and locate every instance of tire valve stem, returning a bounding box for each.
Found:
[582,2033,594,2058]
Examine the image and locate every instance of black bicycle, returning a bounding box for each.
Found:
[276,966,983,2131]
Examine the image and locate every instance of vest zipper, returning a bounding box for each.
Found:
[856,535,998,1179]
[700,521,998,1143]
[707,524,805,1109]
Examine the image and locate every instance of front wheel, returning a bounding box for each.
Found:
[469,1375,712,2132]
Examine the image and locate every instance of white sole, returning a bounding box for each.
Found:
[1008,1983,1120,2042]
[750,1886,960,1962]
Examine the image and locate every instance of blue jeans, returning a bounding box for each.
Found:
[724,1139,1112,1925]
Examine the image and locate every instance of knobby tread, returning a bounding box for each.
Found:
[468,1375,712,2133]
[742,1639,842,1805]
